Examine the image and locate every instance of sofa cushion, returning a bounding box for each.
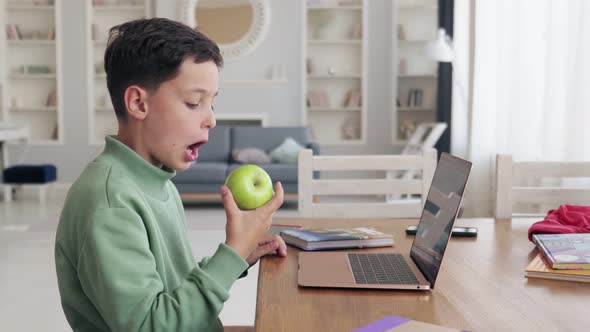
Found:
[232,148,271,164]
[269,137,305,164]
[228,163,298,183]
[197,126,231,162]
[173,162,228,184]
[231,127,313,152]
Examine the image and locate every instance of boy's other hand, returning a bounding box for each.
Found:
[222,181,284,260]
[245,233,287,266]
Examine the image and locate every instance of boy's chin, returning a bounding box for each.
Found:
[175,160,195,172]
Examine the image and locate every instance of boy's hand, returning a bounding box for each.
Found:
[245,233,288,266]
[222,182,284,260]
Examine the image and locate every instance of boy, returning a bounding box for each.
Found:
[55,18,286,332]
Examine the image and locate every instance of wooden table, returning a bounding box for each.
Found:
[255,218,590,332]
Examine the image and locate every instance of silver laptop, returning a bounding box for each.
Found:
[298,153,472,290]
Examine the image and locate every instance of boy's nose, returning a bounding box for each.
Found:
[206,111,216,129]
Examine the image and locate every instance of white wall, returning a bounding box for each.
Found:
[6,0,399,183]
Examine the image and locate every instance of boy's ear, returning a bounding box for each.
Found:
[124,85,148,120]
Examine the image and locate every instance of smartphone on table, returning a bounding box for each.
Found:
[405,225,478,237]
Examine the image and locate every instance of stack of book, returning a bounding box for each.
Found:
[279,227,394,251]
[525,233,590,283]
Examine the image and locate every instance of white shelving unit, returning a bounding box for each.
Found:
[1,0,63,145]
[303,0,367,146]
[87,0,151,145]
[393,0,438,143]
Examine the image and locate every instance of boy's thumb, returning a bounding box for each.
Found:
[221,185,239,214]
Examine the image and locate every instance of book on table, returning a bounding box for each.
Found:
[354,315,468,332]
[279,227,394,251]
[525,253,590,284]
[532,233,590,270]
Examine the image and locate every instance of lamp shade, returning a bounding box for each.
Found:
[425,28,454,63]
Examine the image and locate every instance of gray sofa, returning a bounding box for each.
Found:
[172,126,319,195]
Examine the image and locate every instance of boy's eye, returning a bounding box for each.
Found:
[186,102,199,109]
[211,105,215,112]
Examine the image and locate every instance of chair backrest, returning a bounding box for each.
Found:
[298,148,437,218]
[495,154,590,219]
[401,122,448,155]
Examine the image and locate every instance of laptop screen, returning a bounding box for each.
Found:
[409,153,472,288]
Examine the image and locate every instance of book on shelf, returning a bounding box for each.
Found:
[406,88,423,107]
[307,90,329,108]
[354,314,468,332]
[525,253,590,284]
[532,233,590,270]
[344,89,362,107]
[349,22,362,39]
[5,24,22,40]
[279,227,394,251]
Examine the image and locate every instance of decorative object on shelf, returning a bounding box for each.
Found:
[397,23,406,40]
[178,0,271,62]
[306,58,315,74]
[341,115,360,140]
[308,7,333,39]
[400,119,417,139]
[46,88,58,107]
[91,23,99,41]
[94,63,105,74]
[338,0,361,6]
[52,124,58,140]
[18,65,52,74]
[327,66,336,75]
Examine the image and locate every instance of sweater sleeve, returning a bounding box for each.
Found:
[77,208,248,332]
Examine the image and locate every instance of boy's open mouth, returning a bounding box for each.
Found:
[185,141,206,162]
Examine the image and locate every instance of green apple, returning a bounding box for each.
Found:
[225,165,273,210]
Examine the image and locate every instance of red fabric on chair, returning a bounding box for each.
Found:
[528,205,590,242]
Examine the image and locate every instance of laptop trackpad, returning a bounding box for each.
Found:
[298,252,355,287]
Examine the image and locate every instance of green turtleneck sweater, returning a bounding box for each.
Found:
[55,136,248,332]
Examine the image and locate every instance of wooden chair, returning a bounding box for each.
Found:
[298,148,437,218]
[401,122,448,155]
[386,122,446,202]
[495,154,590,219]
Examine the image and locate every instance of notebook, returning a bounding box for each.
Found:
[532,233,590,270]
[354,315,469,332]
[280,227,394,250]
[525,253,590,283]
[298,153,472,290]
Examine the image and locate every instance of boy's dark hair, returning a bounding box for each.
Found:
[104,18,223,120]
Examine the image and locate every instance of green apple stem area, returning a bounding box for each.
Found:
[225,165,274,210]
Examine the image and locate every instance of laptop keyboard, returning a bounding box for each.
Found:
[348,253,420,285]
